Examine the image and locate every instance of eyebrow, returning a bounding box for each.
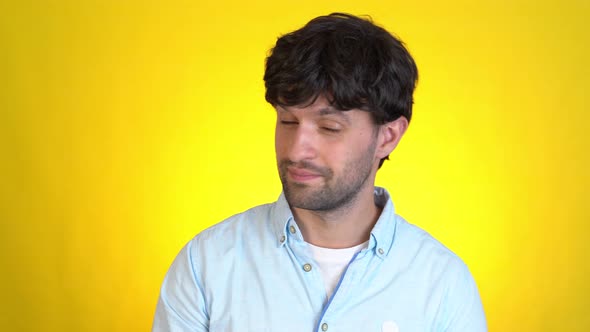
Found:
[318,107,351,124]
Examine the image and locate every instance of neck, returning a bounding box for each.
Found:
[292,184,382,249]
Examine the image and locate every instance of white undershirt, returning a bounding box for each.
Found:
[307,241,369,299]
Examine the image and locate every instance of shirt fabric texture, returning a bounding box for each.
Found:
[153,187,487,332]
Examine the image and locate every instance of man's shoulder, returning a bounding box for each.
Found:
[196,201,276,241]
[392,215,486,330]
[162,200,283,292]
[184,200,283,259]
[393,214,466,270]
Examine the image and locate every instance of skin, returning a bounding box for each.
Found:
[275,94,408,249]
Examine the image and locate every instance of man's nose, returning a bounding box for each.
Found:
[287,126,318,162]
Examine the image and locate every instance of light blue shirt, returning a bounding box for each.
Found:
[153,187,487,332]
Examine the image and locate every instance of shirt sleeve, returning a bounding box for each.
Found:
[152,240,209,332]
[437,261,487,332]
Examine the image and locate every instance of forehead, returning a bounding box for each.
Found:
[277,103,348,118]
[276,95,356,120]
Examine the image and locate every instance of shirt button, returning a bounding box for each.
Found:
[289,225,296,234]
[321,322,328,331]
[378,248,384,255]
[303,263,312,272]
[280,235,286,243]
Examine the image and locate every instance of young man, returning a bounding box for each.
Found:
[153,13,487,332]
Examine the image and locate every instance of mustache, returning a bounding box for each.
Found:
[278,160,331,177]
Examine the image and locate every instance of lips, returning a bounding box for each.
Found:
[287,167,322,182]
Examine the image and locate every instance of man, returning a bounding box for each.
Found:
[153,13,487,332]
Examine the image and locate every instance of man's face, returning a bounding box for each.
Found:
[275,95,380,212]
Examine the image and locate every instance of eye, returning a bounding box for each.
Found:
[321,126,341,133]
[319,121,343,133]
[280,120,298,125]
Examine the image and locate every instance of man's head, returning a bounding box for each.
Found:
[264,13,418,168]
[265,13,418,211]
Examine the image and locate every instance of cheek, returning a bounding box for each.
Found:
[343,134,377,162]
[322,143,350,166]
[274,129,289,156]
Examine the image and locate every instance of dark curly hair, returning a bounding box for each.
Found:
[264,13,418,126]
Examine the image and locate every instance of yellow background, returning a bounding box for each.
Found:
[1,0,588,331]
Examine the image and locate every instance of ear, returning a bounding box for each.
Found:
[375,116,408,160]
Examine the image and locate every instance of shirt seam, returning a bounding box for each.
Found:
[187,239,210,321]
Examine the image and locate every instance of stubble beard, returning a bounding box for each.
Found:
[278,141,377,212]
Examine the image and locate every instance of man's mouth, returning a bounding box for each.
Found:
[287,167,322,182]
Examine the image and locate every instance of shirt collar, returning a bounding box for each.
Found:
[271,192,294,247]
[368,186,397,258]
[270,187,398,257]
